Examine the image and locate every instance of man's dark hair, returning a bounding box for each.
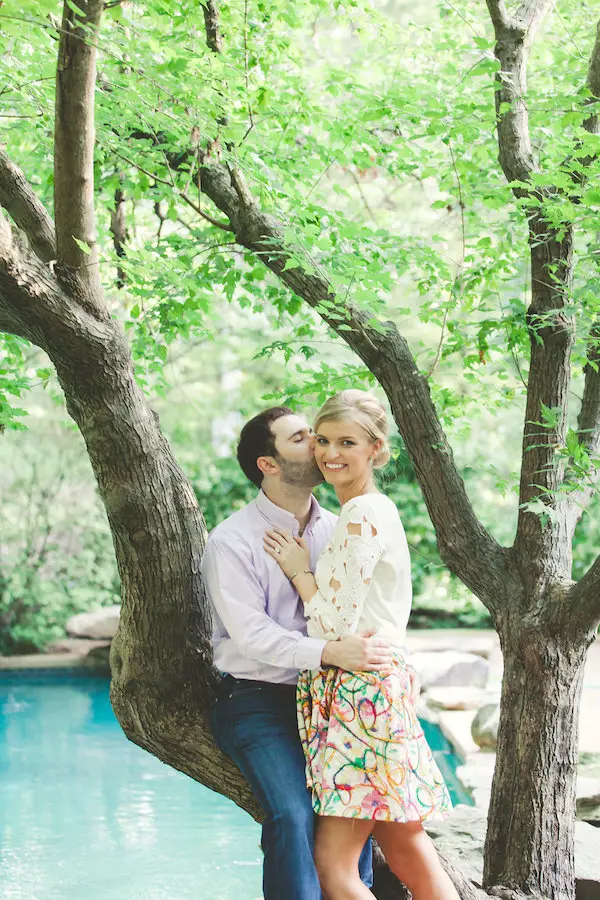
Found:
[237,407,293,488]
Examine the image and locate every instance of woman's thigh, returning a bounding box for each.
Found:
[314,816,374,872]
[373,820,438,872]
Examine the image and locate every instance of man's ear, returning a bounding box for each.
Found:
[256,455,279,477]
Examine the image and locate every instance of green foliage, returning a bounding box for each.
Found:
[0,430,120,654]
[1,0,600,649]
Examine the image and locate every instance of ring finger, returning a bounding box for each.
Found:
[264,537,283,556]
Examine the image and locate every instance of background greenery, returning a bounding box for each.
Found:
[1,0,599,651]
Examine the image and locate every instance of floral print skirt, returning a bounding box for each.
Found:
[297,656,452,822]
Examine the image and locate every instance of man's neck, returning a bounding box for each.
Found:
[261,482,314,532]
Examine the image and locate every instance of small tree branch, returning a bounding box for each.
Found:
[0,147,56,264]
[201,0,222,54]
[567,551,600,632]
[54,0,105,307]
[583,20,600,134]
[110,187,128,287]
[577,320,600,456]
[486,0,510,32]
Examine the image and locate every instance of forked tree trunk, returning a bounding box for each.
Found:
[484,616,593,900]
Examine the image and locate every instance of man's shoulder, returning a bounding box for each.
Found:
[206,500,258,548]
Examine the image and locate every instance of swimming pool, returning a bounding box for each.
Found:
[0,671,470,900]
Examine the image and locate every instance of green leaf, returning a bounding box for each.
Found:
[73,237,91,255]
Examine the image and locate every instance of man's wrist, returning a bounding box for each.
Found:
[321,640,339,667]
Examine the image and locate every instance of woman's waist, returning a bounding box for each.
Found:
[306,620,407,650]
[302,650,409,679]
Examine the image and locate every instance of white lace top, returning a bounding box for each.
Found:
[305,493,412,651]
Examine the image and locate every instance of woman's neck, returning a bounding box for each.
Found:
[334,477,379,506]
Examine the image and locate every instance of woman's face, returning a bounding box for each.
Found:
[313,418,380,487]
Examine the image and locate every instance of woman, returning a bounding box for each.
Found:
[264,390,458,900]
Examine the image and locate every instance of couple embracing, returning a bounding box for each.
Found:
[202,390,458,900]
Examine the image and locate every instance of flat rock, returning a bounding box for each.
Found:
[457,756,600,824]
[65,606,121,640]
[577,777,600,824]
[409,651,490,690]
[426,687,487,711]
[456,754,496,808]
[406,629,498,659]
[471,702,500,750]
[426,805,600,887]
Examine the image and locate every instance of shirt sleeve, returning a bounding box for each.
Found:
[201,535,326,672]
[305,500,383,638]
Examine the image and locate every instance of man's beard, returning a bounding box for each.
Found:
[276,455,324,488]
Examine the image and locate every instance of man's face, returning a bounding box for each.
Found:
[269,414,323,488]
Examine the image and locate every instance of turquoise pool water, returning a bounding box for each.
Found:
[0,671,470,900]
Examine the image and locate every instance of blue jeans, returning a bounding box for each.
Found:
[211,676,373,900]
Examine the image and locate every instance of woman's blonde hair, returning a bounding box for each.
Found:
[314,390,391,469]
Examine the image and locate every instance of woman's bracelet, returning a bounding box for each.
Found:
[290,570,313,582]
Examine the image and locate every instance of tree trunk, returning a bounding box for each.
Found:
[483,616,592,900]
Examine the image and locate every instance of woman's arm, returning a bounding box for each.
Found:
[264,499,383,636]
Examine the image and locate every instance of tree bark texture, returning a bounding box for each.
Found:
[54,0,103,304]
[484,620,593,900]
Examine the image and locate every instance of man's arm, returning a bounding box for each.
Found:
[202,536,326,671]
[203,535,399,676]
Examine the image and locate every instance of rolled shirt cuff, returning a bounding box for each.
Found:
[295,636,327,672]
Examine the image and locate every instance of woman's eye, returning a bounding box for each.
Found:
[316,438,327,445]
[342,440,355,447]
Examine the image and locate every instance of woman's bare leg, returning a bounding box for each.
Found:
[374,820,460,900]
[314,816,375,900]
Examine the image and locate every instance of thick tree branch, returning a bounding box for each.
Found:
[197,160,516,612]
[486,1,575,587]
[573,22,600,468]
[0,207,109,352]
[485,0,554,184]
[0,147,56,264]
[54,0,104,307]
[560,23,600,533]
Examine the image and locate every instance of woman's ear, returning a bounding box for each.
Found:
[370,439,383,461]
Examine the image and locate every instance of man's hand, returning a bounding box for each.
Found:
[321,629,393,671]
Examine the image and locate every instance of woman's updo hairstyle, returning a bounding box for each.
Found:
[314,390,391,469]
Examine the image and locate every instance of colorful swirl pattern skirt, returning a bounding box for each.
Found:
[297,657,452,822]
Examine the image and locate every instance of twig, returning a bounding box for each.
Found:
[243,0,254,133]
[427,141,466,379]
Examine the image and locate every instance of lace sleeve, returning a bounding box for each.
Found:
[306,500,383,638]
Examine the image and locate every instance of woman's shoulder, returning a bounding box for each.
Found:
[341,492,399,522]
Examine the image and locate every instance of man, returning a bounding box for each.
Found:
[201,407,399,900]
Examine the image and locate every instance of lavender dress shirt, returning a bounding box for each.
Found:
[201,490,337,685]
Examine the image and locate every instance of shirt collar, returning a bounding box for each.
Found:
[255,490,322,534]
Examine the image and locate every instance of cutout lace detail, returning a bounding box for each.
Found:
[307,500,382,638]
